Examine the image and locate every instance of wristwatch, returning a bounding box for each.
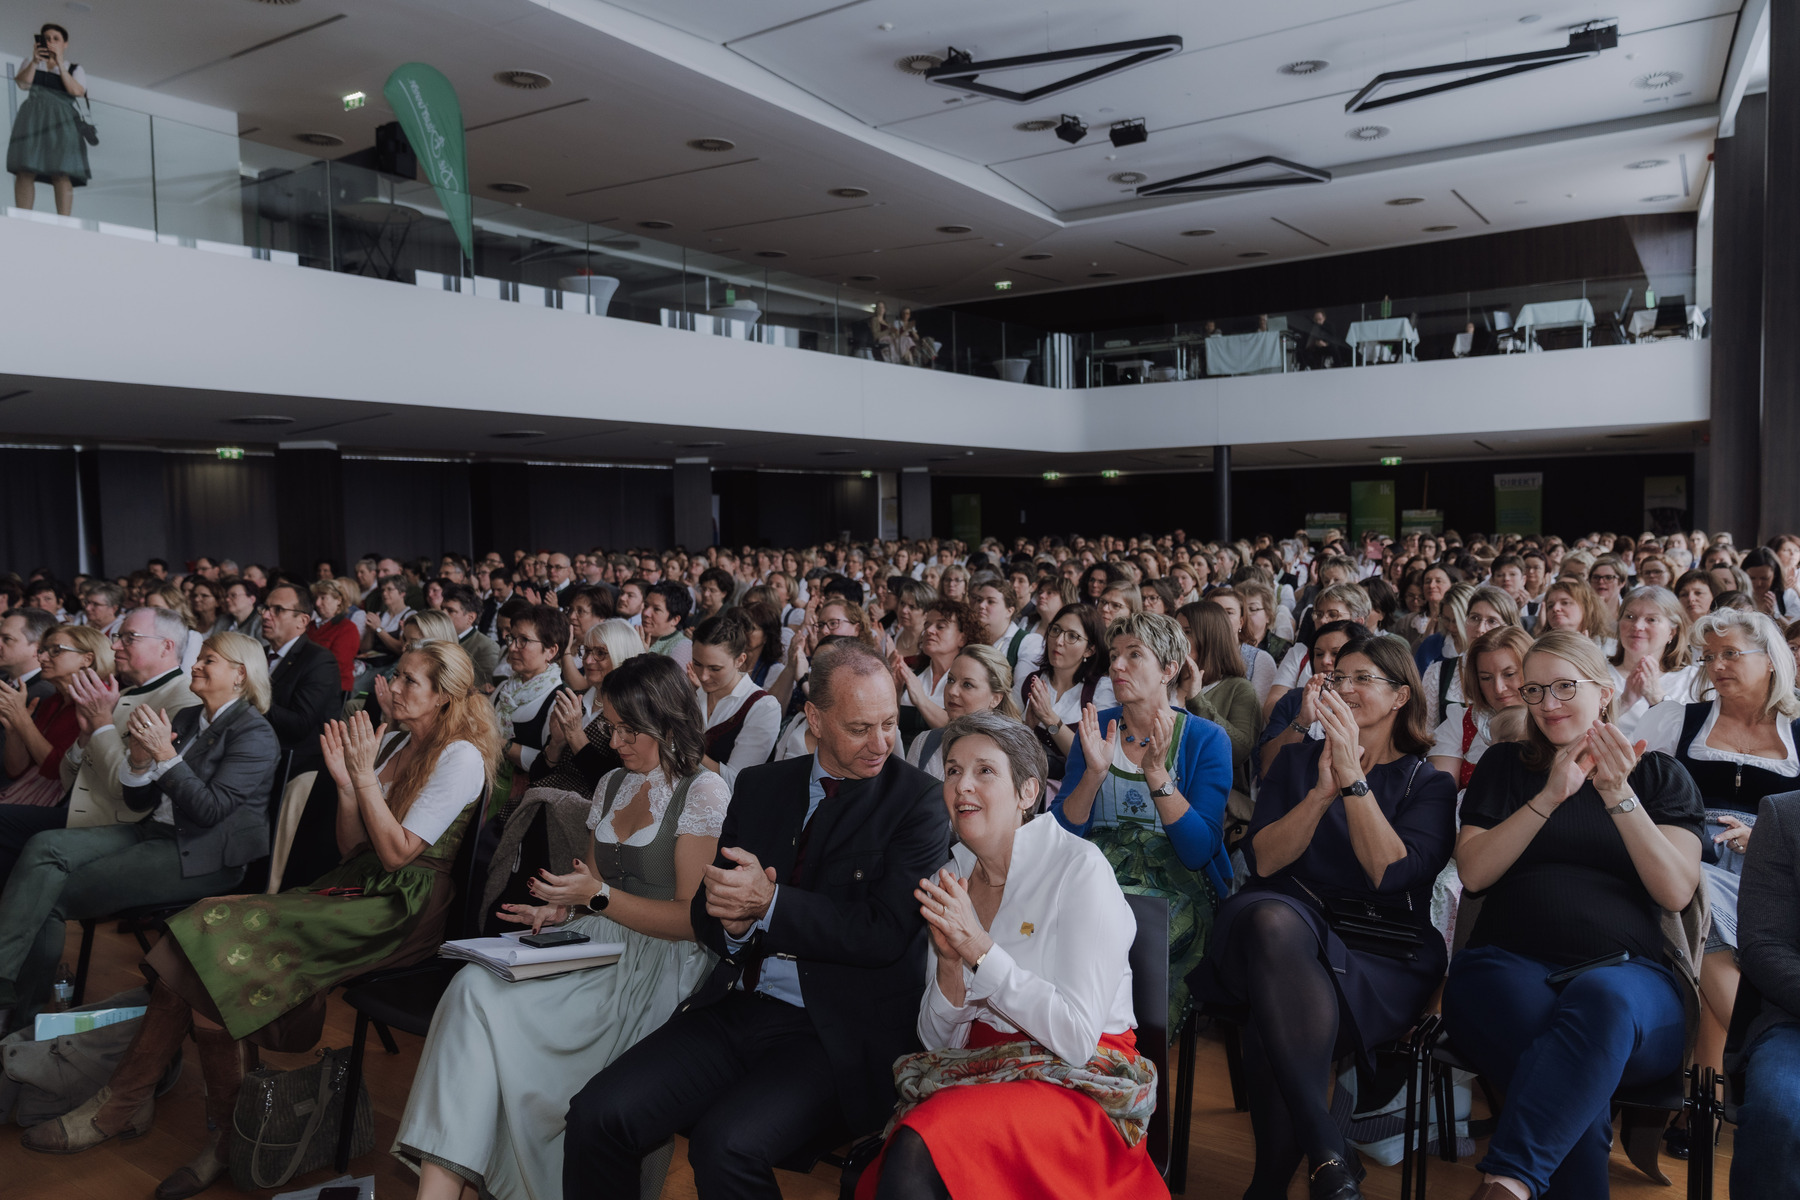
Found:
[575,881,611,914]
[1605,795,1639,816]
[1288,720,1307,734]
[1149,779,1177,798]
[1340,779,1371,799]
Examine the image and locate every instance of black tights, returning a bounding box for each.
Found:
[1223,900,1349,1198]
[874,1127,951,1200]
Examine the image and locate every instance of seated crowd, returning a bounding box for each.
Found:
[2,523,1799,1200]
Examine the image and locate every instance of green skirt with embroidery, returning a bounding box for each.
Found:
[1087,814,1218,1021]
[166,809,472,1040]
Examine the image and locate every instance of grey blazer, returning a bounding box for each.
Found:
[122,700,279,878]
[1734,789,1800,1066]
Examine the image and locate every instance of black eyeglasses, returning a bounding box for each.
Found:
[506,635,548,649]
[261,604,310,618]
[1323,671,1402,689]
[1518,679,1600,705]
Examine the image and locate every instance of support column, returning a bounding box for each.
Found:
[672,458,714,550]
[1212,445,1232,544]
[900,468,932,541]
[274,442,346,578]
[1712,92,1765,538]
[1763,9,1800,537]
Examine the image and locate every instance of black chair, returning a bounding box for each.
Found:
[1650,294,1692,339]
[332,799,489,1170]
[71,902,190,1006]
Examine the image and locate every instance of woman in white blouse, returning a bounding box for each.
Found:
[1420,584,1520,731]
[691,611,782,789]
[395,653,725,1200]
[854,712,1166,1200]
[906,644,1018,780]
[1428,625,1532,793]
[1606,585,1697,737]
[1022,603,1115,799]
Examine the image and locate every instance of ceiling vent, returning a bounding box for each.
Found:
[1632,71,1683,90]
[687,137,736,152]
[489,430,547,439]
[818,449,856,457]
[494,70,551,90]
[1423,224,1457,232]
[1108,170,1148,185]
[1237,251,1270,259]
[1347,125,1390,141]
[1642,194,1678,203]
[1386,196,1425,205]
[850,274,880,282]
[829,187,870,198]
[1280,60,1329,75]
[1014,119,1058,132]
[293,132,343,147]
[638,220,674,229]
[754,250,788,258]
[896,54,945,76]
[1179,228,1217,237]
[937,224,974,234]
[488,181,530,194]
[1626,159,1669,170]
[1020,252,1054,260]
[227,415,294,426]
[1088,271,1119,278]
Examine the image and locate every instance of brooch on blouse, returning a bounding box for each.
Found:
[1020,922,1035,937]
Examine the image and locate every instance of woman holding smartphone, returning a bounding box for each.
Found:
[8,22,88,216]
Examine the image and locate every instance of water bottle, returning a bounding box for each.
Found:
[50,963,74,1012]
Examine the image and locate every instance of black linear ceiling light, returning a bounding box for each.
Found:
[1137,156,1331,198]
[1346,22,1617,113]
[923,35,1182,103]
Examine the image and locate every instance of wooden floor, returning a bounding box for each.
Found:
[3,922,1734,1200]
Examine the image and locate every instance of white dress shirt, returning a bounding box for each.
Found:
[697,673,782,788]
[919,815,1137,1068]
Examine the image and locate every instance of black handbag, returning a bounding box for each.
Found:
[229,1045,372,1190]
[1300,760,1428,961]
[73,95,98,146]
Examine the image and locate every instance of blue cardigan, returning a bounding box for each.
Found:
[1052,704,1234,898]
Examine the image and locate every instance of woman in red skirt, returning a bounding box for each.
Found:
[856,710,1167,1200]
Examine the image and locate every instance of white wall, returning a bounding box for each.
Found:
[0,212,1710,455]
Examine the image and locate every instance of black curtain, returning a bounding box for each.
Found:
[162,455,279,569]
[343,458,473,562]
[528,465,672,552]
[0,448,80,581]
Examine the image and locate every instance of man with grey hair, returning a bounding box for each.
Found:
[0,608,198,887]
[563,638,951,1200]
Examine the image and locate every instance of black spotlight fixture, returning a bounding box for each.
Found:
[1346,22,1616,112]
[1108,119,1148,148]
[924,36,1181,103]
[1055,114,1088,144]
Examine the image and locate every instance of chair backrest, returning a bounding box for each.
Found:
[1266,315,1289,333]
[440,792,491,943]
[1124,891,1172,1179]
[1655,295,1688,327]
[1491,310,1513,331]
[1613,286,1635,323]
[1452,332,1473,357]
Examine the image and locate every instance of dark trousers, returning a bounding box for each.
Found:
[563,991,847,1200]
[0,800,68,886]
[1442,944,1685,1199]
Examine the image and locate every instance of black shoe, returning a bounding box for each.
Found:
[1663,1122,1691,1161]
[1309,1159,1366,1200]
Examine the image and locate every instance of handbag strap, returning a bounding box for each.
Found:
[239,1052,341,1189]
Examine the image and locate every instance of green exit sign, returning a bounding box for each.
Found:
[216,447,244,461]
[343,91,367,111]
[1379,455,1403,466]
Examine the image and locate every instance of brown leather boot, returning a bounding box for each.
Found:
[21,979,192,1154]
[154,1025,245,1200]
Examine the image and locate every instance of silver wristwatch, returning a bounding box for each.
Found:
[1605,795,1639,816]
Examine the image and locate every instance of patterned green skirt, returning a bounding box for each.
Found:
[1088,815,1218,1022]
[6,88,89,183]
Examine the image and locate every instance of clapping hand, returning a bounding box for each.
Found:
[1315,690,1368,788]
[1076,703,1120,780]
[527,857,599,907]
[0,678,30,730]
[1587,720,1645,805]
[1025,675,1058,729]
[67,668,119,733]
[1542,730,1598,808]
[1175,655,1205,703]
[1295,672,1326,729]
[915,868,992,969]
[1623,657,1664,709]
[127,705,177,764]
[703,847,778,937]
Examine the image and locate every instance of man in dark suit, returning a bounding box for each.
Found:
[1731,789,1800,1197]
[0,607,58,702]
[564,640,950,1200]
[247,583,342,890]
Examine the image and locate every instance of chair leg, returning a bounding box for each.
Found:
[72,919,96,1007]
[1221,1020,1248,1113]
[1172,1012,1196,1194]
[1399,1039,1419,1200]
[1434,1057,1458,1162]
[373,1020,400,1056]
[335,1010,369,1172]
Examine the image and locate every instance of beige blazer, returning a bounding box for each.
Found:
[60,670,200,828]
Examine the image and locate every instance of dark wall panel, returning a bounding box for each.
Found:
[0,448,80,581]
[751,473,880,547]
[96,449,169,576]
[162,455,279,569]
[343,458,473,563]
[527,465,673,554]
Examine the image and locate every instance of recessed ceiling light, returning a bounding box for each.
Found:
[850,274,879,282]
[754,250,788,258]
[489,430,548,439]
[1237,251,1270,259]
[1633,71,1684,90]
[687,137,735,152]
[927,454,960,462]
[1605,432,1649,439]
[494,70,551,90]
[1088,271,1118,278]
[817,449,856,457]
[937,224,973,234]
[683,440,727,449]
[1370,443,1406,449]
[1518,13,1541,23]
[1107,171,1148,185]
[1626,159,1669,170]
[896,53,944,75]
[1179,228,1217,237]
[829,187,870,198]
[1423,224,1457,232]
[226,414,295,426]
[1014,119,1058,132]
[1642,194,1678,202]
[488,181,531,194]
[1347,125,1390,141]
[638,220,674,229]
[1279,60,1329,75]
[293,132,344,147]
[1386,196,1425,206]
[1020,252,1054,260]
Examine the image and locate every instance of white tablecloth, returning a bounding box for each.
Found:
[1627,307,1706,336]
[1346,318,1418,347]
[1514,299,1595,330]
[1205,331,1285,376]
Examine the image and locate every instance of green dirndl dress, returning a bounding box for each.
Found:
[6,69,90,184]
[1084,711,1219,1021]
[161,805,475,1042]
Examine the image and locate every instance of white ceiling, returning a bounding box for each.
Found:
[8,0,1749,303]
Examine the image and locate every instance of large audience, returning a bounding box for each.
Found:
[2,524,1799,1200]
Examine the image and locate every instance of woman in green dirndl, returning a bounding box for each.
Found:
[23,640,499,1200]
[9,23,89,215]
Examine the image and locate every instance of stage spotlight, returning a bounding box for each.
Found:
[1109,119,1147,147]
[1054,114,1088,144]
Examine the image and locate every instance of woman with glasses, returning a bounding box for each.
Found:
[492,605,571,805]
[394,653,723,1200]
[366,574,416,660]
[1428,625,1532,794]
[1636,554,1675,591]
[529,619,644,803]
[1419,584,1520,732]
[1634,607,1800,1140]
[1444,631,1704,1200]
[0,623,112,808]
[1586,554,1629,624]
[1195,636,1454,1200]
[1022,602,1113,798]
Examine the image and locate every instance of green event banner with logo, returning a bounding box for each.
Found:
[383,63,473,260]
[1494,471,1544,535]
[1349,480,1396,541]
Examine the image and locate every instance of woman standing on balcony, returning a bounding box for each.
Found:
[8,23,88,216]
